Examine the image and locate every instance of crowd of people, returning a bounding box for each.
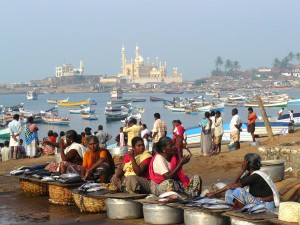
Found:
[0,110,282,210]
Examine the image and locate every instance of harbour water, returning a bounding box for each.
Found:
[1,89,300,145]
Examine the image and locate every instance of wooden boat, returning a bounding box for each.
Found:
[110,88,123,98]
[42,116,70,125]
[225,101,245,107]
[131,98,146,102]
[244,101,288,108]
[82,114,99,120]
[107,99,132,105]
[47,97,69,104]
[288,98,300,105]
[105,106,122,112]
[164,90,184,94]
[0,127,10,140]
[259,113,300,125]
[27,91,38,100]
[150,96,164,101]
[69,106,94,114]
[105,113,128,123]
[170,107,185,112]
[58,99,90,107]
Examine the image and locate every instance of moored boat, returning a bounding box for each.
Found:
[164,90,184,94]
[131,98,146,102]
[69,106,94,114]
[110,88,123,98]
[42,116,71,125]
[58,99,90,107]
[288,98,300,105]
[26,91,38,100]
[105,113,128,123]
[107,99,132,105]
[82,114,99,120]
[105,106,122,112]
[244,101,288,108]
[150,96,164,101]
[0,127,10,141]
[47,97,69,104]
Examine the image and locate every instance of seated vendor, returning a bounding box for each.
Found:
[205,153,279,211]
[149,137,201,197]
[111,136,152,194]
[82,136,115,182]
[59,130,86,174]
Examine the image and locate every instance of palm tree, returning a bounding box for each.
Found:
[233,60,240,71]
[224,59,232,71]
[272,58,281,67]
[280,57,289,69]
[214,56,223,69]
[287,51,295,62]
[296,52,300,64]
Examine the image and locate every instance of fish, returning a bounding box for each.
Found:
[78,183,100,191]
[249,204,267,213]
[191,197,229,205]
[202,204,232,210]
[10,170,24,175]
[87,186,105,192]
[250,208,267,214]
[59,176,83,184]
[41,176,55,182]
[159,191,183,200]
[240,203,256,213]
[32,174,42,179]
[59,173,80,179]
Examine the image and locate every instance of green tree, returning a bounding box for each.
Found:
[224,59,232,71]
[272,58,281,67]
[214,56,223,69]
[233,60,240,71]
[287,51,295,62]
[296,52,300,63]
[195,79,207,86]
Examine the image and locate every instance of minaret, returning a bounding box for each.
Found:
[121,44,126,76]
[80,60,84,75]
[135,44,140,78]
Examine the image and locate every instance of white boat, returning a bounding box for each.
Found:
[259,113,300,125]
[47,97,69,104]
[288,98,300,105]
[110,88,123,98]
[26,91,38,100]
[82,114,99,120]
[244,101,288,108]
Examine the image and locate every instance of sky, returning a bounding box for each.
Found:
[1,0,300,83]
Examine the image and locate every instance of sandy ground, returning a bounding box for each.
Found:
[0,131,299,224]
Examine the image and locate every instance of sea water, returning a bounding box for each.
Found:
[0,89,299,145]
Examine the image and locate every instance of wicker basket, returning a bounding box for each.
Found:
[73,193,106,212]
[48,184,75,205]
[19,178,48,196]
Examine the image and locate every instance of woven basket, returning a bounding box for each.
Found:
[73,193,106,212]
[19,178,48,196]
[48,184,75,205]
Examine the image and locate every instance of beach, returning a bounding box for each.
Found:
[0,131,298,225]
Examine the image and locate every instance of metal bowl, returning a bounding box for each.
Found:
[143,203,183,224]
[108,146,128,157]
[184,209,230,225]
[260,160,285,183]
[231,217,268,225]
[105,198,143,219]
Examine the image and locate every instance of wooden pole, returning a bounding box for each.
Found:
[255,95,274,139]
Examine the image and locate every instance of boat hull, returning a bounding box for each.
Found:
[58,99,90,106]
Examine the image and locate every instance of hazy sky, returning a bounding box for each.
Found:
[1,0,300,82]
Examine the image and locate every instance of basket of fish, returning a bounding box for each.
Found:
[186,197,232,210]
[19,178,48,196]
[72,183,116,212]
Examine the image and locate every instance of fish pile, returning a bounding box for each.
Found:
[240,204,268,214]
[158,191,185,202]
[10,164,50,177]
[78,183,114,192]
[58,173,83,184]
[187,197,232,210]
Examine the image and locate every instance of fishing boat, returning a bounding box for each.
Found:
[244,101,288,108]
[42,116,71,125]
[110,88,123,98]
[105,106,122,112]
[131,98,146,102]
[105,113,128,123]
[69,106,94,114]
[58,99,90,107]
[82,114,99,120]
[150,96,164,101]
[40,106,58,116]
[259,113,300,125]
[26,91,38,100]
[225,101,245,107]
[107,99,132,105]
[0,127,10,141]
[197,102,224,112]
[170,107,185,112]
[164,90,184,94]
[90,99,97,105]
[47,97,69,104]
[288,98,300,105]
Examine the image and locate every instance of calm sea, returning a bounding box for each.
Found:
[1,89,300,145]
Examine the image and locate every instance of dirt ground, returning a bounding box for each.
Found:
[0,131,299,225]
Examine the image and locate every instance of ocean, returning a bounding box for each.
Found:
[1,89,300,145]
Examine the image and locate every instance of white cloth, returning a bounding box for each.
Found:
[230,114,241,132]
[119,132,125,147]
[252,170,280,207]
[141,128,150,138]
[153,154,170,175]
[214,117,224,137]
[210,116,216,129]
[289,112,294,121]
[8,119,21,147]
[1,147,10,161]
[64,142,86,158]
[26,139,37,157]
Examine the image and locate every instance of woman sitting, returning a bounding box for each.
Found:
[111,137,152,194]
[205,153,280,211]
[149,137,201,197]
[42,130,56,155]
[59,130,86,174]
[82,136,115,182]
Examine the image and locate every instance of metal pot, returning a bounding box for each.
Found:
[143,203,183,224]
[184,209,231,225]
[108,146,128,157]
[105,198,143,219]
[260,160,285,182]
[230,218,269,225]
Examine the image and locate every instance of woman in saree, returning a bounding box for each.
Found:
[149,137,201,197]
[24,116,39,158]
[111,137,152,194]
[205,153,279,211]
[82,136,115,182]
[199,112,213,156]
[59,130,86,174]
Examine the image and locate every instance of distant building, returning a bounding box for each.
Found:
[56,61,84,77]
[118,45,182,84]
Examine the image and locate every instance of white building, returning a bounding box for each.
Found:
[56,61,84,77]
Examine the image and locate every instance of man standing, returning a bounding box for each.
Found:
[8,114,21,160]
[152,113,167,144]
[230,108,242,150]
[123,118,142,149]
[96,125,112,148]
[247,107,257,142]
[278,108,284,118]
[213,111,223,154]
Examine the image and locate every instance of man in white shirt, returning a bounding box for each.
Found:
[152,113,167,144]
[213,111,223,154]
[210,111,216,140]
[230,108,242,150]
[8,114,21,160]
